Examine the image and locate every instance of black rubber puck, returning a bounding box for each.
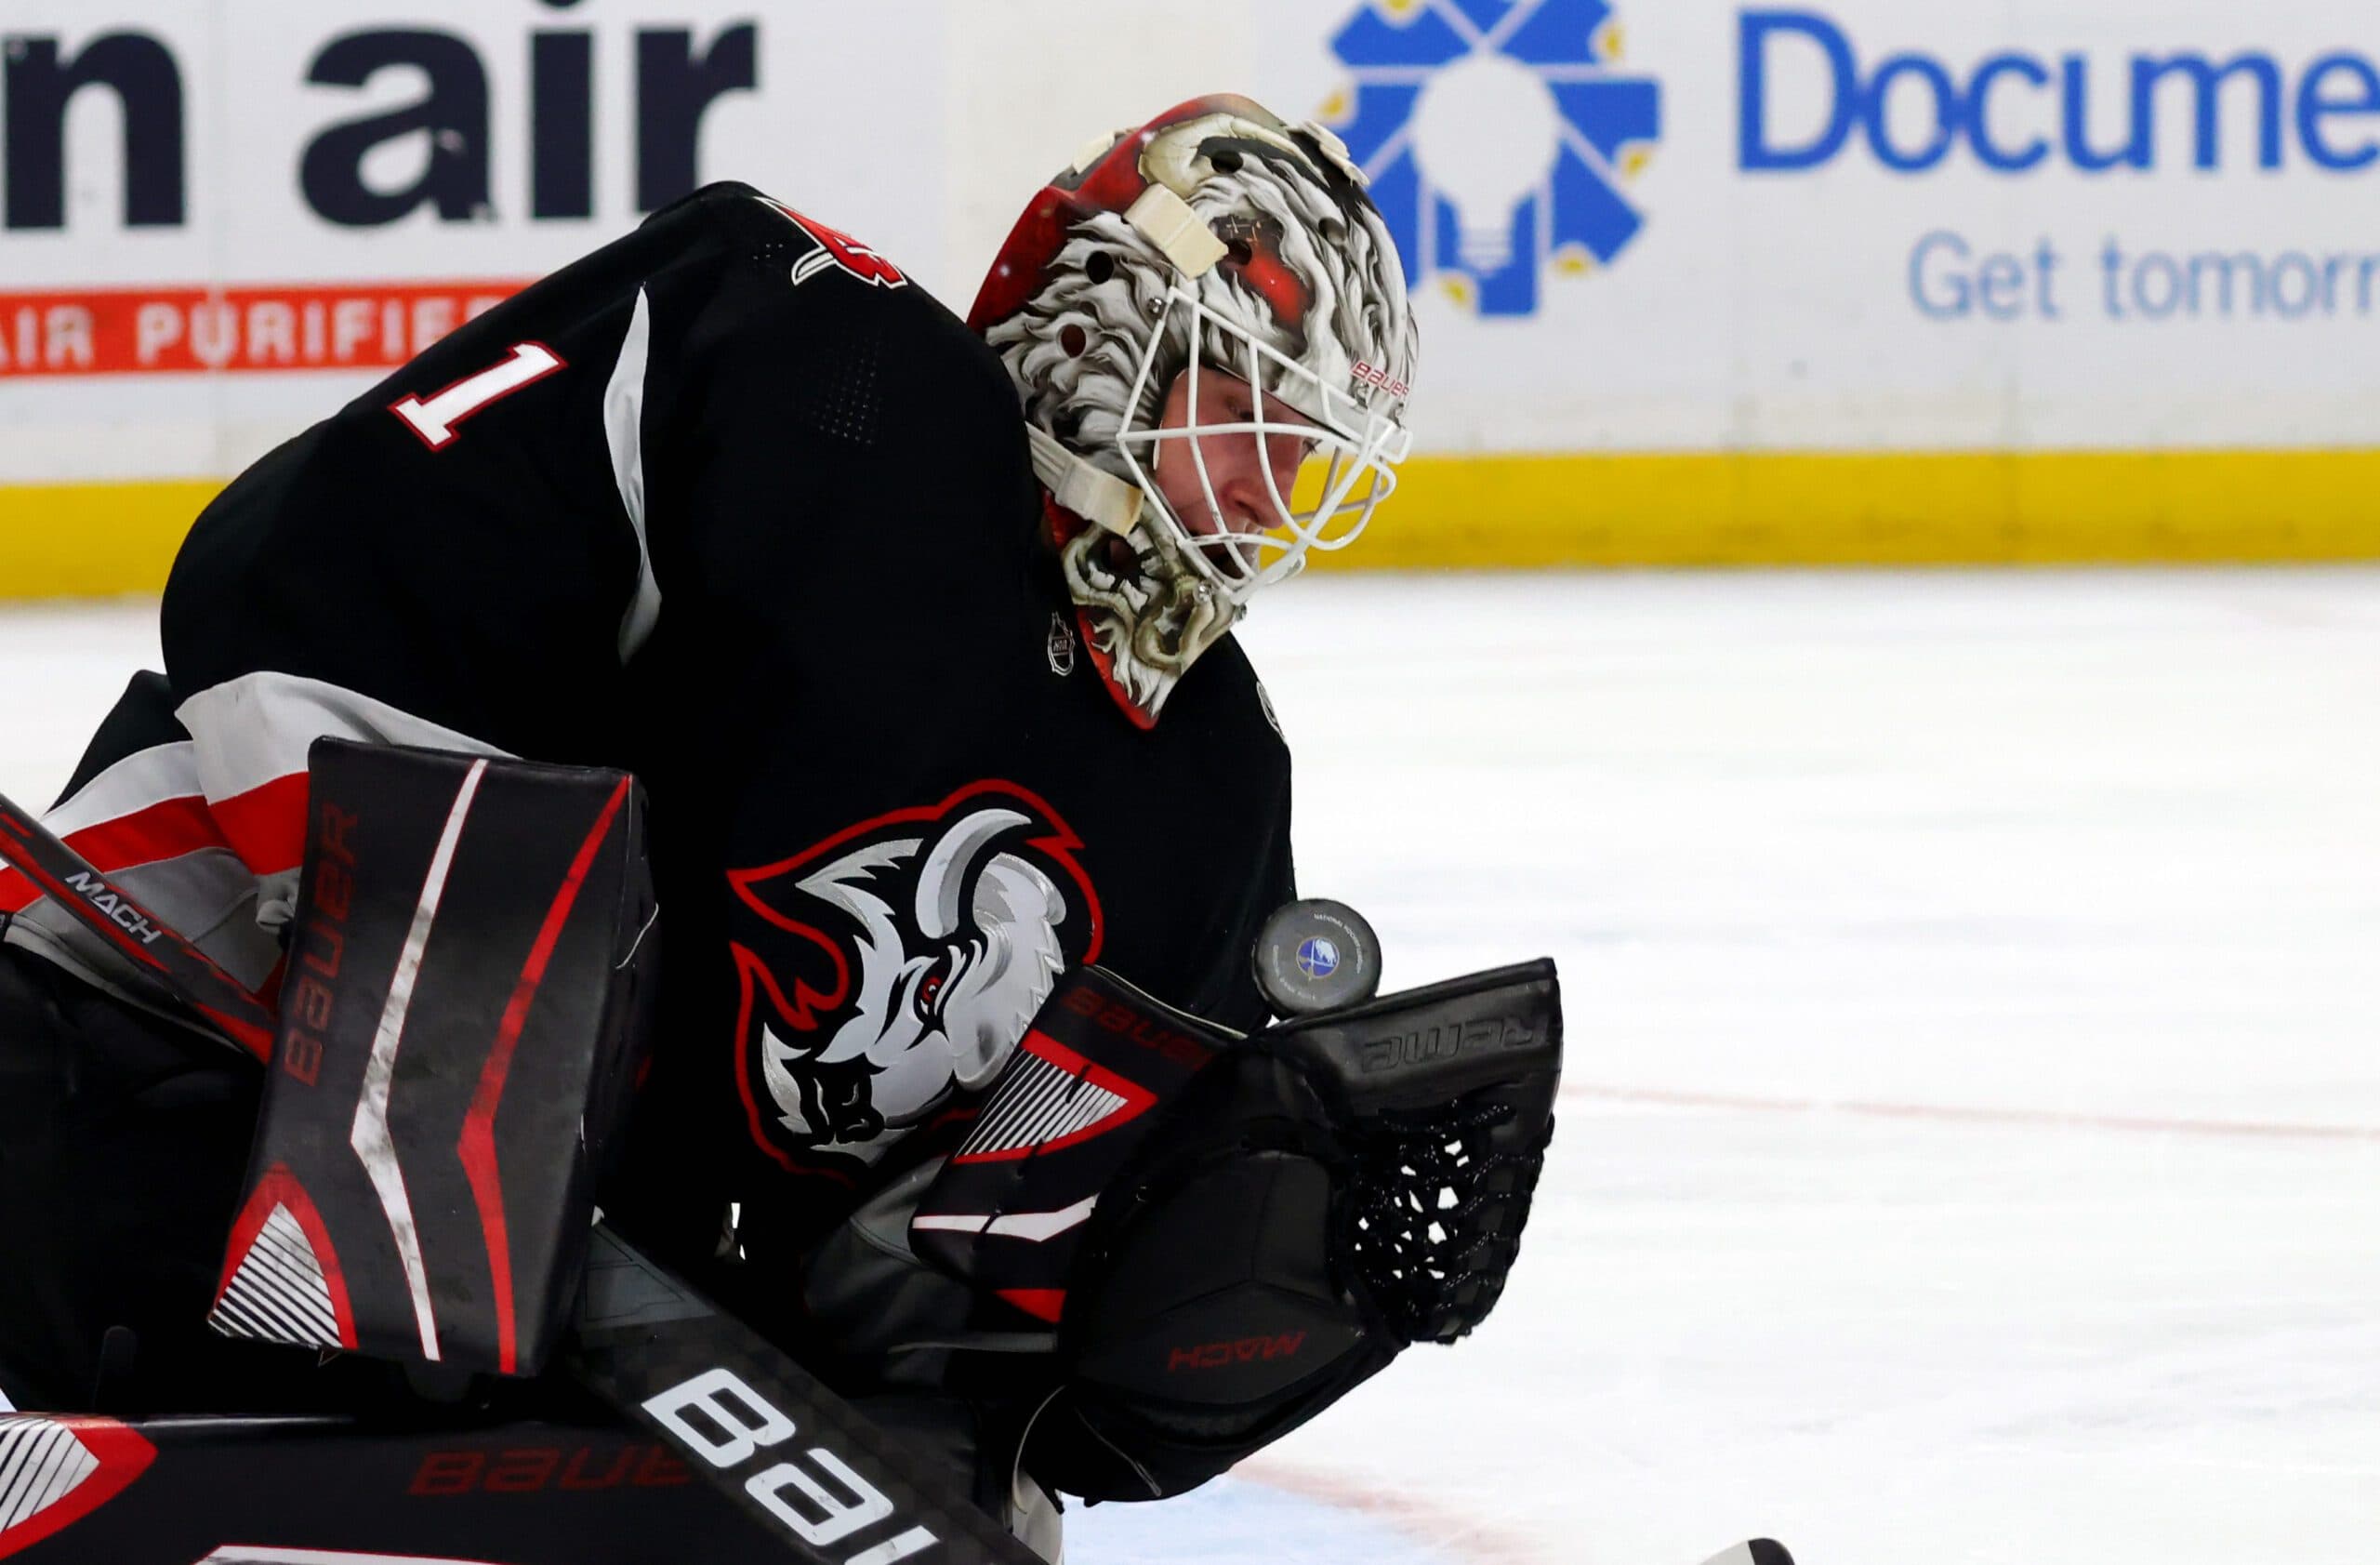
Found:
[1252,898,1382,1017]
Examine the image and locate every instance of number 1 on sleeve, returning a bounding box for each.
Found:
[391,342,566,450]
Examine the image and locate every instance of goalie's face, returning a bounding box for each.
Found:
[1055,338,1412,730]
[1149,365,1316,553]
[1113,304,1410,606]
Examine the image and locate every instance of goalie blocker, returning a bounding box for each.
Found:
[209,740,657,1377]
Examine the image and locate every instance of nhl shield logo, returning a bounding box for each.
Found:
[1047,612,1078,676]
[727,780,1104,1174]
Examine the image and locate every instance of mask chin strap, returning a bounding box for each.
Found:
[1024,184,1229,539]
[1027,425,1144,536]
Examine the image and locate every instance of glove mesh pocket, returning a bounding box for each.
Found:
[1341,1092,1552,1346]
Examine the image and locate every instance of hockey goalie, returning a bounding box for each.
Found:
[0,95,1562,1563]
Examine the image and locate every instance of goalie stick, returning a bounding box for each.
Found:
[0,788,1044,1565]
[1701,1543,1795,1565]
[0,793,275,1058]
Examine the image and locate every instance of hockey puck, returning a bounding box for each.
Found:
[1252,898,1382,1017]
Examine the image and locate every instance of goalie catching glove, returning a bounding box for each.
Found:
[909,960,1562,1501]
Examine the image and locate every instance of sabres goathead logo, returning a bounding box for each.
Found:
[729,781,1103,1173]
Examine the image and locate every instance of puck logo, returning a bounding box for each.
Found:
[1253,898,1381,1016]
[642,1369,936,1563]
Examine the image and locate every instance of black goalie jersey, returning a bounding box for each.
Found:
[1,182,1294,1267]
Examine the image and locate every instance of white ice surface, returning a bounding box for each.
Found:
[5,572,2376,1565]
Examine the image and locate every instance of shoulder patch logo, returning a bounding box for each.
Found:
[1256,678,1284,738]
[759,198,909,290]
[727,782,1104,1176]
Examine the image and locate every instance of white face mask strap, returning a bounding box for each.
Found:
[1026,425,1144,535]
[1125,186,1228,279]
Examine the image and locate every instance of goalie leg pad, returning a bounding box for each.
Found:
[212,740,656,1378]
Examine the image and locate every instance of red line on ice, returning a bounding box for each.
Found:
[1235,1459,1554,1565]
[1566,1083,2380,1143]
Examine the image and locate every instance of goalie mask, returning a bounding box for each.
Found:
[971,94,1420,729]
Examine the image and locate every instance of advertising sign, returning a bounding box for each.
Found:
[1,0,2373,586]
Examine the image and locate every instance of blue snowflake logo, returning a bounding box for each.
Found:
[1327,0,1662,316]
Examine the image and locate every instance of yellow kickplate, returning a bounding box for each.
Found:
[7,449,2379,602]
[1316,448,2380,569]
[0,481,222,598]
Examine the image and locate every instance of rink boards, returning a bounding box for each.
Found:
[10,446,2380,601]
[4,0,2379,592]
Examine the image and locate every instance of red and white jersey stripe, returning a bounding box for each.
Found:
[176,670,507,886]
[1,671,504,1007]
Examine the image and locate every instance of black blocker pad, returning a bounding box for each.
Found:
[210,740,656,1378]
